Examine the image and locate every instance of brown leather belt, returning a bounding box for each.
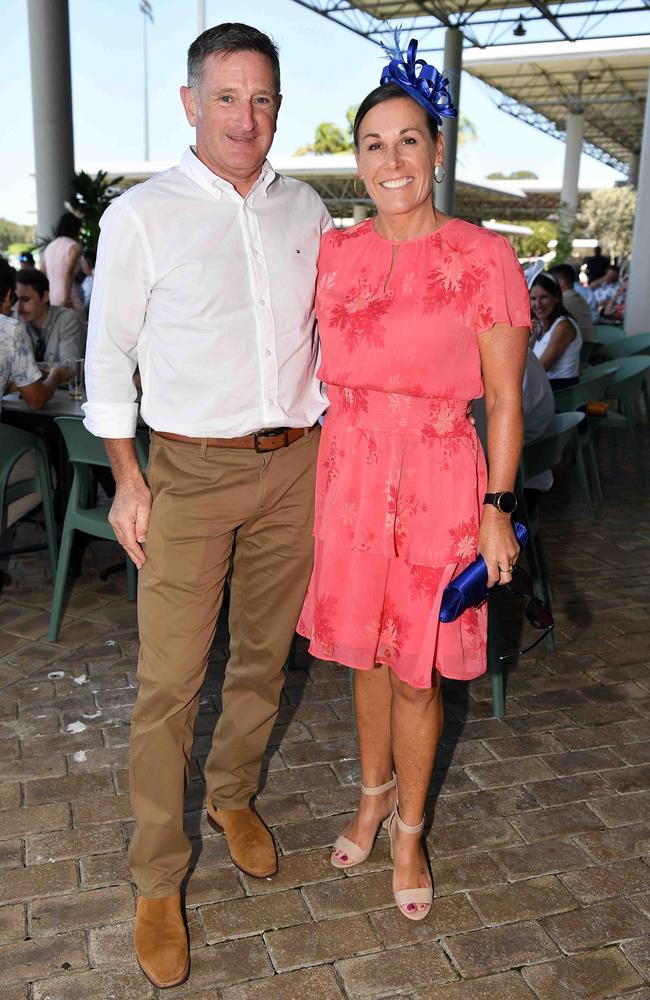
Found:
[155,426,312,453]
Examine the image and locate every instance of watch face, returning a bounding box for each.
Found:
[498,492,518,514]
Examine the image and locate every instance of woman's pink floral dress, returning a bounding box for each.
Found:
[297,218,530,688]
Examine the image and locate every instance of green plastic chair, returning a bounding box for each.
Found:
[579,360,621,384]
[593,324,625,346]
[520,411,588,605]
[553,367,620,504]
[580,341,598,366]
[602,332,650,360]
[597,357,650,493]
[487,414,586,717]
[48,418,149,641]
[0,424,58,577]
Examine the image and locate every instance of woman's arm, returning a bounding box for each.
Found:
[63,242,82,308]
[536,319,576,372]
[477,322,529,586]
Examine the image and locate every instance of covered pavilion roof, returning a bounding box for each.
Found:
[292,1,649,50]
[292,3,650,175]
[88,154,528,223]
[463,35,650,174]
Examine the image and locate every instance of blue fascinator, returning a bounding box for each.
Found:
[380,29,457,126]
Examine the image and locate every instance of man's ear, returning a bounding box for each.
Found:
[43,290,50,306]
[180,85,199,127]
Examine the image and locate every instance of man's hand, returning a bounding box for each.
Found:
[108,478,152,569]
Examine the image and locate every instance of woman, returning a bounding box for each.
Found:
[41,211,83,310]
[530,273,582,390]
[297,36,530,921]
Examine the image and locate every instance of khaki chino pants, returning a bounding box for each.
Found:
[128,427,319,897]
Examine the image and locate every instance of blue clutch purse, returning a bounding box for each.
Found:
[439,521,529,623]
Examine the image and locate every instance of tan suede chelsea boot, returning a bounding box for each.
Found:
[207,802,278,878]
[134,892,190,989]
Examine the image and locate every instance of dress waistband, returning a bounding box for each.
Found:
[326,385,471,436]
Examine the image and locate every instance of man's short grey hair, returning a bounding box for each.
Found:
[187,22,281,95]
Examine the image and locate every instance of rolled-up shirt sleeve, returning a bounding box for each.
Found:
[82,197,153,438]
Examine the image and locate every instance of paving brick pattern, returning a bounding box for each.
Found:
[1,438,650,998]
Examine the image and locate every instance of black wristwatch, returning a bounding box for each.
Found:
[483,491,518,515]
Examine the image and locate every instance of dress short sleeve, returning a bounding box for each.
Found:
[474,235,531,336]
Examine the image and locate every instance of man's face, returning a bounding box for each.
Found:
[606,268,619,284]
[180,50,281,196]
[16,283,49,327]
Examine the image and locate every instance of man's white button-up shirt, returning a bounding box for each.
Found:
[83,147,332,438]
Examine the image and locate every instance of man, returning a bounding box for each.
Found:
[83,23,330,989]
[590,264,621,307]
[583,244,610,283]
[548,263,595,343]
[15,268,86,364]
[0,256,69,407]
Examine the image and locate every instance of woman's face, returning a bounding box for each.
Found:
[530,284,559,325]
[355,97,442,222]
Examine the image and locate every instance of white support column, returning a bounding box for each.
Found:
[558,110,583,250]
[352,204,368,223]
[198,0,206,34]
[628,152,640,189]
[27,0,75,241]
[436,27,463,217]
[625,72,650,335]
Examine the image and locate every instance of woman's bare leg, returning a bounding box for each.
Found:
[389,669,444,908]
[332,665,395,860]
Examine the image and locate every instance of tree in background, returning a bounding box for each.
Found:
[504,220,557,258]
[0,218,36,253]
[581,186,637,260]
[67,170,124,249]
[295,108,477,155]
[486,170,538,180]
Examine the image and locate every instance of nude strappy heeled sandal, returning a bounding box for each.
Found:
[330,774,397,869]
[384,805,432,920]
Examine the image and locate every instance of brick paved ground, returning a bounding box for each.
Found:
[1,433,650,999]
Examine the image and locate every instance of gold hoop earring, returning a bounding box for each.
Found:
[353,176,367,198]
[434,163,445,185]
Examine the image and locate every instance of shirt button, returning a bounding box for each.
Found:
[260,298,266,306]
[252,248,258,257]
[265,349,271,357]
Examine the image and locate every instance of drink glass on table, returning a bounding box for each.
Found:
[66,359,85,400]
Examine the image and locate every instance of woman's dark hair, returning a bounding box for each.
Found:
[353,83,439,148]
[0,255,16,301]
[531,273,572,327]
[54,211,82,240]
[82,249,97,268]
[188,22,280,95]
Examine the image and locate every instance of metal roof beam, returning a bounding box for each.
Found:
[526,0,574,42]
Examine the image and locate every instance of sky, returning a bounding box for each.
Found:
[2,0,635,225]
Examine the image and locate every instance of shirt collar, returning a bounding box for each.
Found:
[179,146,276,200]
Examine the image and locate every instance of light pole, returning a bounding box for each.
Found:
[139,0,154,161]
[198,0,206,34]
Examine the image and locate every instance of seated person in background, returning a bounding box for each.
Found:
[575,275,600,323]
[522,348,555,508]
[80,250,96,312]
[18,252,35,269]
[549,263,595,343]
[15,268,87,364]
[530,273,582,390]
[0,256,69,408]
[583,245,610,283]
[601,277,628,323]
[590,265,621,308]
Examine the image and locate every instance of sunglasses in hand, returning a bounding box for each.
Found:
[491,565,554,661]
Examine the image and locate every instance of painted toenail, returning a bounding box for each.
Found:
[340,854,348,861]
[406,903,416,912]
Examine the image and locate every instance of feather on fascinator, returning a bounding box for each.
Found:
[380,29,457,125]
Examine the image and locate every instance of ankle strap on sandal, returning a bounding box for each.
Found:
[360,774,397,797]
[394,805,424,835]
